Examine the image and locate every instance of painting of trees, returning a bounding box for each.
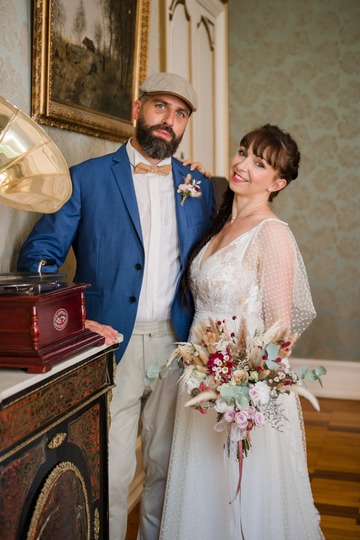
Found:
[72,0,86,45]
[46,0,148,130]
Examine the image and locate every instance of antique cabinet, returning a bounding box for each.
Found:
[0,344,117,540]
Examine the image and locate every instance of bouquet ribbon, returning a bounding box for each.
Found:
[229,440,246,540]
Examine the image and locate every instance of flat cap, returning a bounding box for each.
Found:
[139,72,198,112]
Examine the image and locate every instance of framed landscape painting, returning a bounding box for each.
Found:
[32,0,150,141]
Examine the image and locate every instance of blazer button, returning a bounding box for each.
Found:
[129,296,136,303]
[135,263,142,270]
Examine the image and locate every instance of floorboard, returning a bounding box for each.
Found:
[126,398,360,539]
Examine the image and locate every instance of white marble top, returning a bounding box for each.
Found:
[0,338,122,403]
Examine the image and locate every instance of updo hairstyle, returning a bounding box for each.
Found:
[241,124,300,201]
[180,124,301,302]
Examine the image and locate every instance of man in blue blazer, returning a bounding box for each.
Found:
[18,72,216,540]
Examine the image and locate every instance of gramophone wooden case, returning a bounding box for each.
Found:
[0,283,105,373]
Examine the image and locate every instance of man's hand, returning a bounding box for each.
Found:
[85,319,122,345]
[180,158,213,178]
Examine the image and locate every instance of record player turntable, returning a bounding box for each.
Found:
[0,98,105,372]
[0,260,105,373]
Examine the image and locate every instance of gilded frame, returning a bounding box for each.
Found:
[32,0,150,142]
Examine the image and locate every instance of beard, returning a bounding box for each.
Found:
[135,115,184,160]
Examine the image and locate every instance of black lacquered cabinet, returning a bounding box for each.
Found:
[0,344,117,540]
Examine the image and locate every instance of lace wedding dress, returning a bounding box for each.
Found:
[160,219,324,540]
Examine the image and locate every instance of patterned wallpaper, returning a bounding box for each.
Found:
[228,0,360,361]
[0,0,358,361]
[0,0,160,277]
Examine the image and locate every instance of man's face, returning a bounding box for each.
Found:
[132,94,191,160]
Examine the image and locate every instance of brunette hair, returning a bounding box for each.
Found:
[241,124,300,202]
[181,124,300,301]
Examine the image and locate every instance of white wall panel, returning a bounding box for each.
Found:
[194,18,215,171]
[162,0,228,175]
[168,3,192,160]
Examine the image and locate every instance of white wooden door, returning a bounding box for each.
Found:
[161,0,228,176]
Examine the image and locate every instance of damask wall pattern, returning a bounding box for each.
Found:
[0,0,160,276]
[0,0,115,273]
[0,0,358,362]
[228,0,360,361]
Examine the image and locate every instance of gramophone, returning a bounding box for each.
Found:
[0,96,105,372]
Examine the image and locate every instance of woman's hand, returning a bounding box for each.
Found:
[180,158,213,178]
[85,319,122,345]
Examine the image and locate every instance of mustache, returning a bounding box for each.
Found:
[150,123,176,138]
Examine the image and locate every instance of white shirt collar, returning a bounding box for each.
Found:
[126,138,172,168]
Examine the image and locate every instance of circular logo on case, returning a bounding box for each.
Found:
[53,308,69,331]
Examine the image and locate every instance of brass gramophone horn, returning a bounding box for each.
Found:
[0,96,72,213]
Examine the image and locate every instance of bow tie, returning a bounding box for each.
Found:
[133,162,172,176]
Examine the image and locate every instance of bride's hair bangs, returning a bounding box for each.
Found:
[240,124,300,183]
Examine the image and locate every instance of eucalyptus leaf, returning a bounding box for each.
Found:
[147,364,161,379]
[144,364,162,386]
[266,343,279,361]
[236,393,251,410]
[220,384,249,407]
[304,371,318,382]
[298,365,309,379]
[266,359,280,370]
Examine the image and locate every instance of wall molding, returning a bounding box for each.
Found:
[291,359,360,401]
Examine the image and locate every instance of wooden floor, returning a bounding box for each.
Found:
[126,398,360,539]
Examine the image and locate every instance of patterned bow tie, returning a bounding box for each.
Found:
[133,162,172,176]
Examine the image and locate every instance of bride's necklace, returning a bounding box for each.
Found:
[230,211,266,222]
[230,214,243,222]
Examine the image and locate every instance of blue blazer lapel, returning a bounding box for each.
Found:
[172,159,190,263]
[111,145,143,244]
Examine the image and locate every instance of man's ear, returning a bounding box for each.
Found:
[132,99,141,121]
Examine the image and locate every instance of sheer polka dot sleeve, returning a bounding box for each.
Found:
[246,220,316,336]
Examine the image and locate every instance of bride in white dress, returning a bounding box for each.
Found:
[160,125,324,539]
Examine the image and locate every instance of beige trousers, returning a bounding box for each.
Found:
[108,320,179,540]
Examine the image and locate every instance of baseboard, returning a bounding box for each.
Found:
[291,358,360,400]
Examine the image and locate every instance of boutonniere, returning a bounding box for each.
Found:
[177,174,202,206]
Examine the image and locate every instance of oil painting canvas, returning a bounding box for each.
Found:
[32,0,150,141]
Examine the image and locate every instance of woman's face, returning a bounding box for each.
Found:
[229,143,285,198]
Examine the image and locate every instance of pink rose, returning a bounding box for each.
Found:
[254,411,266,426]
[246,406,256,420]
[224,409,236,422]
[235,411,248,429]
[249,387,260,401]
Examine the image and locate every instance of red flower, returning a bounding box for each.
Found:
[199,381,210,392]
[207,351,234,381]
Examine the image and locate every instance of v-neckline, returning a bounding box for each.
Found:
[199,218,281,268]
